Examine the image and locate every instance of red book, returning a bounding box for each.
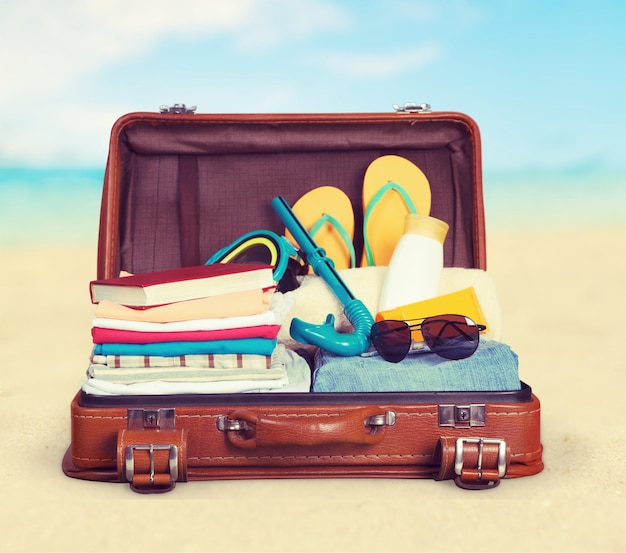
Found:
[89,264,275,307]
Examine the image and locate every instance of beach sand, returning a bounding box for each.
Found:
[1,225,624,552]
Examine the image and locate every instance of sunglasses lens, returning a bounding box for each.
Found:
[276,258,305,293]
[371,320,412,363]
[421,314,480,360]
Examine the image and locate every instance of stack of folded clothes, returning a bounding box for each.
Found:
[82,263,309,395]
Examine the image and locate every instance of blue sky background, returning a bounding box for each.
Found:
[1,0,624,172]
[0,0,624,242]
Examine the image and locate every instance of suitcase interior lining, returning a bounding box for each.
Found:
[81,116,529,406]
[113,119,480,275]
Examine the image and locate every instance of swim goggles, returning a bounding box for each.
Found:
[205,230,308,292]
[370,314,486,363]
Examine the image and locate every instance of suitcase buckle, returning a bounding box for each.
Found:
[454,438,506,490]
[125,444,179,493]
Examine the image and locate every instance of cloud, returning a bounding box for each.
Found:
[0,0,256,164]
[394,0,486,28]
[0,0,256,102]
[231,0,350,51]
[316,44,442,78]
[0,0,350,165]
[0,0,350,101]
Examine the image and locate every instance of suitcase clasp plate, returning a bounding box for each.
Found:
[128,408,176,430]
[438,404,485,428]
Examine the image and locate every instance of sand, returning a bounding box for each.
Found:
[1,225,624,552]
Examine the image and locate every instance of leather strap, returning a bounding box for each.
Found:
[117,429,188,493]
[363,181,418,266]
[434,436,510,489]
[177,155,200,267]
[221,407,392,450]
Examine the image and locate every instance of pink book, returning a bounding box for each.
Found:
[89,263,275,307]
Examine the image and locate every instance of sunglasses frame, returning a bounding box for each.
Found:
[370,314,487,363]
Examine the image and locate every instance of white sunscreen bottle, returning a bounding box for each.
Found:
[377,214,449,312]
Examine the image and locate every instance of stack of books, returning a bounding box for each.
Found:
[84,263,293,395]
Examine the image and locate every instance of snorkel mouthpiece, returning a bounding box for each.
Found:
[272,196,374,356]
[290,299,373,356]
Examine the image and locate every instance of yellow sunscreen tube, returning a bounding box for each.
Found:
[375,287,489,342]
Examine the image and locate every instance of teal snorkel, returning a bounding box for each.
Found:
[272,196,374,356]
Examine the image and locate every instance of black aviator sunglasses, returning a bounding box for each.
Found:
[370,314,487,363]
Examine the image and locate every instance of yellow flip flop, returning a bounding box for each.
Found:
[285,186,356,272]
[361,155,432,266]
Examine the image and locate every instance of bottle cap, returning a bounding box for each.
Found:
[404,214,449,244]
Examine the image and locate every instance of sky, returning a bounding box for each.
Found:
[1,0,625,175]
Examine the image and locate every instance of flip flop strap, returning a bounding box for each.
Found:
[363,181,418,266]
[309,213,356,269]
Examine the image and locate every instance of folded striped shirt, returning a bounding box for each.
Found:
[86,345,287,385]
[81,347,312,396]
[91,351,273,369]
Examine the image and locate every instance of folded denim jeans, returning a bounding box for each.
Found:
[312,340,520,392]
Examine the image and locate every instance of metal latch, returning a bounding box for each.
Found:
[438,404,485,428]
[365,410,397,427]
[216,416,253,432]
[392,102,432,113]
[159,103,197,114]
[128,408,176,430]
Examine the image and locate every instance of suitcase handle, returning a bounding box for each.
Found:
[218,407,396,449]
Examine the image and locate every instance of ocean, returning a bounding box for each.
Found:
[0,168,103,247]
[483,169,626,232]
[1,167,624,247]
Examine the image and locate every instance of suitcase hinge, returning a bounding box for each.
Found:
[438,404,485,428]
[392,102,432,113]
[159,103,197,114]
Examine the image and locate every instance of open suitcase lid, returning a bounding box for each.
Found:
[97,105,485,279]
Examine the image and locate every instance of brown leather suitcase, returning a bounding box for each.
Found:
[62,103,543,493]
